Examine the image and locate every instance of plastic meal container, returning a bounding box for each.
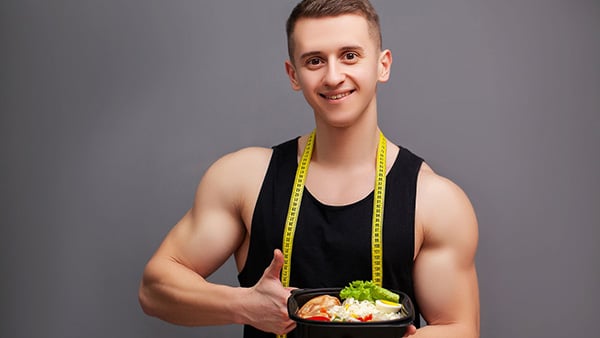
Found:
[287,287,415,338]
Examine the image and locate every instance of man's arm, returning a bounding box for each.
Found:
[138,147,296,335]
[411,163,480,337]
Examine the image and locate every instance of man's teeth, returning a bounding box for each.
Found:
[325,92,351,100]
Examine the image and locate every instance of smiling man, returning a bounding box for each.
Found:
[285,13,388,131]
[139,1,480,337]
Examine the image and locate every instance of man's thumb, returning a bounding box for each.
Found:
[264,249,285,280]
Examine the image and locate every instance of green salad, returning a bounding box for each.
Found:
[339,280,400,303]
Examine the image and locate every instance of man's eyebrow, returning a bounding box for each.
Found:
[339,45,365,53]
[299,51,322,61]
[298,45,366,61]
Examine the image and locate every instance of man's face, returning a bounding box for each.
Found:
[285,14,391,128]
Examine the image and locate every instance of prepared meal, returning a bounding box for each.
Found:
[296,280,408,322]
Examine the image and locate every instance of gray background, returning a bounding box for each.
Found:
[1,1,599,337]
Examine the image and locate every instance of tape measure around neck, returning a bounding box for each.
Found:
[280,130,387,286]
[277,130,386,338]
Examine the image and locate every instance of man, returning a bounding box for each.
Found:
[139,0,480,337]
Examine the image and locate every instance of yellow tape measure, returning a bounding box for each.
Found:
[280,130,315,288]
[372,131,386,287]
[278,130,386,338]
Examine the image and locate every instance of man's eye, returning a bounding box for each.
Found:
[307,58,322,66]
[344,52,358,60]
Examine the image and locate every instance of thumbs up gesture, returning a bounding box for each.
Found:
[240,249,296,335]
[262,248,287,282]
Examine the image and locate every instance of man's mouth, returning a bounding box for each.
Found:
[320,90,354,100]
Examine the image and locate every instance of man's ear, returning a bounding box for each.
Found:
[378,49,392,83]
[285,60,302,91]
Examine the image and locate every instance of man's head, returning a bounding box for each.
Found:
[283,3,392,129]
[286,0,382,62]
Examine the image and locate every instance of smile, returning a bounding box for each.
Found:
[320,90,354,100]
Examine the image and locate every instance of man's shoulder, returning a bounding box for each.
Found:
[416,162,464,200]
[225,146,273,162]
[208,146,273,179]
[416,162,478,245]
[195,146,274,210]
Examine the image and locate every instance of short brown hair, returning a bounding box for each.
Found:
[286,0,382,60]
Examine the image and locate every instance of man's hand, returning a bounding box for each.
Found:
[242,249,296,335]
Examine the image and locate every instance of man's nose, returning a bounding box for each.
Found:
[323,61,345,87]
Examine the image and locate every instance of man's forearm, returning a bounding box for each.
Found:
[139,257,248,326]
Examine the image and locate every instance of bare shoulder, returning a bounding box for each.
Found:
[194,146,273,225]
[415,162,478,257]
[203,146,273,180]
[198,146,273,205]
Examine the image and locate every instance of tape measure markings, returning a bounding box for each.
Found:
[280,130,315,288]
[371,131,387,287]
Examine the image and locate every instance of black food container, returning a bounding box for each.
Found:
[287,287,415,338]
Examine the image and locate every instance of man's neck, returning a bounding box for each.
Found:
[311,123,381,169]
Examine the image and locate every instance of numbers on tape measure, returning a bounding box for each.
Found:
[280,130,315,288]
[372,132,386,287]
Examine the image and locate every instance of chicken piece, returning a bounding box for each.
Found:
[297,295,341,318]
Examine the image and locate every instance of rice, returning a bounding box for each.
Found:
[326,298,403,322]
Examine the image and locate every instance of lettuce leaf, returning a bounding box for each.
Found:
[339,280,400,303]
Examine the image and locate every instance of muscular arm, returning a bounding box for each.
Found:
[138,147,296,335]
[411,164,480,337]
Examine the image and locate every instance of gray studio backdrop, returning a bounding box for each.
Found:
[1,1,599,337]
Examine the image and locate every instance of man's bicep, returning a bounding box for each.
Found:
[413,246,479,326]
[166,209,244,277]
[413,171,480,331]
[154,158,247,278]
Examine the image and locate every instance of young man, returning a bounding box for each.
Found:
[139,0,480,337]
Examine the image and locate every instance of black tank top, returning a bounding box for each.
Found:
[237,137,423,338]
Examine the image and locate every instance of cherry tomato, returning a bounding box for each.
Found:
[357,314,373,322]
